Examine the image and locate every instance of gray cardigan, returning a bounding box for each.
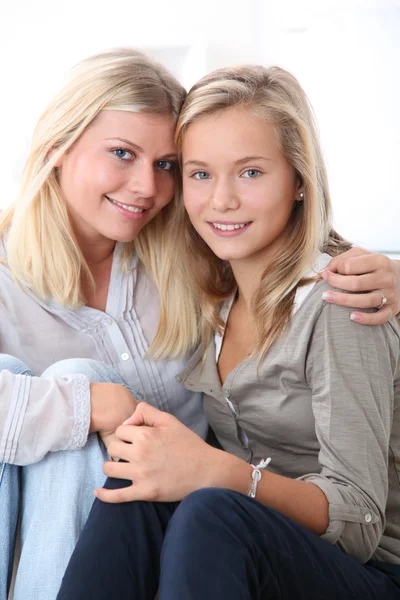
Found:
[178,279,400,565]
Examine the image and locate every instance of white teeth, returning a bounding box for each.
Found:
[107,196,144,213]
[212,223,247,231]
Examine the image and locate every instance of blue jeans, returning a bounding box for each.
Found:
[58,480,400,600]
[0,354,132,600]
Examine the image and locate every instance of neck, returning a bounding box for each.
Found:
[76,234,117,269]
[230,261,262,310]
[229,233,289,309]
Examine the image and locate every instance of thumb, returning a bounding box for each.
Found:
[321,254,341,275]
[122,402,166,427]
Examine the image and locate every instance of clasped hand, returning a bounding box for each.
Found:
[94,403,224,504]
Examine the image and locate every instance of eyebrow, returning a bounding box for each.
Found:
[183,155,272,168]
[235,155,272,165]
[106,138,178,159]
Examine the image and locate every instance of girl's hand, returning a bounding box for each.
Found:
[320,247,400,324]
[94,403,230,503]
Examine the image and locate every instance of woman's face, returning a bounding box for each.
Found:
[181,106,299,271]
[57,110,177,246]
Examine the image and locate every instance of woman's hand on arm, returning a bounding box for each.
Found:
[320,247,400,324]
[89,382,139,448]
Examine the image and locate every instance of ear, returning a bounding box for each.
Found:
[47,146,65,168]
[294,177,304,202]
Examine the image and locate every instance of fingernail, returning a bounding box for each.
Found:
[350,312,362,322]
[322,291,335,302]
[320,270,328,281]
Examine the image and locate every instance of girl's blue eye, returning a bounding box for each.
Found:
[113,148,133,160]
[193,171,210,180]
[242,169,261,178]
[156,160,176,172]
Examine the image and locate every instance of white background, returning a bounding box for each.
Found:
[0,0,399,253]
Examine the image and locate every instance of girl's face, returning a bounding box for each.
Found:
[182,106,300,270]
[57,110,177,246]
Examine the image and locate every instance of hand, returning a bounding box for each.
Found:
[94,403,230,503]
[320,247,400,324]
[89,382,139,447]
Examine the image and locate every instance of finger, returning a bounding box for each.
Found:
[122,411,140,426]
[321,271,390,293]
[324,252,392,277]
[324,247,372,274]
[107,438,135,459]
[322,289,390,310]
[94,483,138,504]
[350,306,394,326]
[102,459,134,480]
[114,423,142,444]
[121,402,171,429]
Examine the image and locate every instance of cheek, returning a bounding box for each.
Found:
[182,183,205,217]
[251,179,294,217]
[161,177,175,204]
[63,154,111,197]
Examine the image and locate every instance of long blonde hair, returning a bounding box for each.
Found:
[0,48,186,307]
[152,65,350,359]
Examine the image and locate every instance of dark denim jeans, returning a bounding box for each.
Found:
[57,476,400,599]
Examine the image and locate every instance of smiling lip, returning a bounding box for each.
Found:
[208,220,252,237]
[105,195,149,220]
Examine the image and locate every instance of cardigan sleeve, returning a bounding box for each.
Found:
[0,370,91,465]
[303,301,399,563]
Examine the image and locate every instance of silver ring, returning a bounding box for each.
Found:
[376,290,388,310]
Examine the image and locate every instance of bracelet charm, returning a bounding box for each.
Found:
[248,457,271,499]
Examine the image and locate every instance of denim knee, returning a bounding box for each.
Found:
[0,354,33,376]
[42,358,129,388]
[179,488,237,513]
[170,488,235,532]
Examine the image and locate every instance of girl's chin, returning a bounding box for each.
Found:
[103,222,148,243]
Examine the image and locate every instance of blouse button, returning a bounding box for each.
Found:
[121,352,130,361]
[105,317,113,325]
[365,513,372,523]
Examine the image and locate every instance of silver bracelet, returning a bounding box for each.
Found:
[248,458,271,499]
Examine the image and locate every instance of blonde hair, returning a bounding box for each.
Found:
[152,65,350,360]
[0,48,186,307]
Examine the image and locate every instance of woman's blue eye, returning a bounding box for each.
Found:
[242,169,261,178]
[193,171,210,180]
[113,148,133,160]
[156,160,176,172]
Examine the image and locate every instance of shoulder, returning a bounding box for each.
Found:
[298,281,400,372]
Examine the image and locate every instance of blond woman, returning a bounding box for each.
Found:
[58,65,400,599]
[0,49,210,600]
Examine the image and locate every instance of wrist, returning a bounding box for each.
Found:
[89,382,116,432]
[89,382,102,432]
[205,450,253,495]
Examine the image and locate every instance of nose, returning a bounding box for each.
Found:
[127,162,157,199]
[209,179,240,212]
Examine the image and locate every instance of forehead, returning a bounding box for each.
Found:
[182,106,279,157]
[82,110,176,149]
